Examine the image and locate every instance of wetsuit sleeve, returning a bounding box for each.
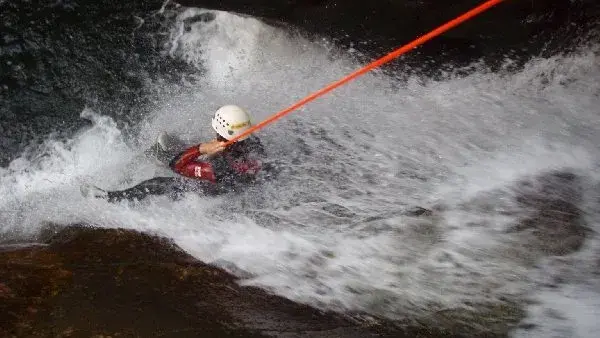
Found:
[169,146,217,183]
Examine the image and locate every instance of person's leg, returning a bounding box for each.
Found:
[106,177,186,202]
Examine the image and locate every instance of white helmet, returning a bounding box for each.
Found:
[211,105,252,141]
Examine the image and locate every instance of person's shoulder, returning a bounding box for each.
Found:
[243,136,266,154]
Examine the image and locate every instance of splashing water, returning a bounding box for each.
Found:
[1,8,600,336]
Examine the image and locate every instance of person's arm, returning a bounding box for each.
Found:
[169,145,217,182]
[168,140,226,182]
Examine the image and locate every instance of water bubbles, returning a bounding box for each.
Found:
[1,8,600,335]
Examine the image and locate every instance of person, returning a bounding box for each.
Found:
[81,105,267,202]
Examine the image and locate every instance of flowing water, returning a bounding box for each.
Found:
[1,7,599,337]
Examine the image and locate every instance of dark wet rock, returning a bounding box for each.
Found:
[517,322,537,330]
[0,245,72,337]
[509,171,589,256]
[413,302,524,338]
[177,0,600,69]
[183,11,216,28]
[0,225,395,337]
[0,225,526,337]
[404,206,433,217]
[423,169,589,264]
[322,203,356,218]
[0,0,190,166]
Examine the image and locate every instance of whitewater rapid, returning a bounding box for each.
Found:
[1,8,599,337]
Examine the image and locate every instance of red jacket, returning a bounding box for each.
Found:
[169,137,265,185]
[170,146,218,182]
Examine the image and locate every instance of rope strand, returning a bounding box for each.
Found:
[224,0,505,146]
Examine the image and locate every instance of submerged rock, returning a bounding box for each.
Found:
[510,171,589,257]
[0,226,401,337]
[0,225,527,337]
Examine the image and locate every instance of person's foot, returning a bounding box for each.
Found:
[80,183,108,199]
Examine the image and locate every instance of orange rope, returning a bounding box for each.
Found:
[224,0,505,146]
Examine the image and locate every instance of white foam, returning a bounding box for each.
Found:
[513,284,600,338]
[1,8,600,332]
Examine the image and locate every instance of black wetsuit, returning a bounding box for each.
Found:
[105,136,266,202]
